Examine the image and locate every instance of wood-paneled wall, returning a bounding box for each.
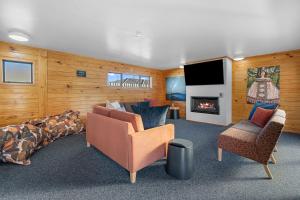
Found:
[0,42,47,126]
[1,41,299,133]
[0,41,164,126]
[163,68,186,118]
[233,50,300,133]
[47,50,165,119]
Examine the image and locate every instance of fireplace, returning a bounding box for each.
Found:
[191,96,220,115]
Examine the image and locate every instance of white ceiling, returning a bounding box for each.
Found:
[0,0,300,69]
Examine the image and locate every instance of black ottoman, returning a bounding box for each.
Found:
[166,139,193,180]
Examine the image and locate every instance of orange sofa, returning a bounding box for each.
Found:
[86,106,175,183]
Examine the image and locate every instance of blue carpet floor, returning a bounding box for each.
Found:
[1,119,300,200]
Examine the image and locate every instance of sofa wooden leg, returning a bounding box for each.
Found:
[218,148,222,161]
[263,165,273,179]
[274,145,278,152]
[270,153,277,164]
[130,172,136,184]
[87,142,91,147]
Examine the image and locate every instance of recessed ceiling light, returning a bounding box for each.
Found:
[233,57,245,61]
[135,31,143,37]
[8,31,30,42]
[179,65,184,69]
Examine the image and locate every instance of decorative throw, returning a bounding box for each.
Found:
[0,124,45,165]
[0,110,84,165]
[132,105,169,129]
[30,110,85,141]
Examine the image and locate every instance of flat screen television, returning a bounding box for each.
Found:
[184,60,224,85]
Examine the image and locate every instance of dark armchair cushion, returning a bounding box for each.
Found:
[122,101,150,113]
[131,105,169,129]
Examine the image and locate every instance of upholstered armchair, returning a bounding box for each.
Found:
[218,109,286,179]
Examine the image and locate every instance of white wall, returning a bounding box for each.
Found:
[186,58,232,126]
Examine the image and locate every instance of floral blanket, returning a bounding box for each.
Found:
[0,110,85,165]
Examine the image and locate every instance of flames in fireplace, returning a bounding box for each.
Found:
[198,102,215,110]
[191,96,219,115]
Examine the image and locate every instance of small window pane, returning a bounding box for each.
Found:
[3,60,33,83]
[122,74,140,88]
[107,72,121,86]
[140,76,150,88]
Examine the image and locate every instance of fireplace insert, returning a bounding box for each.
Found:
[191,96,219,115]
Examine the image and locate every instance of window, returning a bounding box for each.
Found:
[107,72,152,89]
[3,60,33,84]
[140,76,151,88]
[107,72,121,86]
[122,74,140,88]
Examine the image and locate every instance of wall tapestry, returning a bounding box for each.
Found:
[247,66,280,104]
[166,76,186,101]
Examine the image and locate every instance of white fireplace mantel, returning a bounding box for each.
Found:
[185,58,232,126]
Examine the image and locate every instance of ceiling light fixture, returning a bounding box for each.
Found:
[135,31,143,37]
[8,31,30,42]
[179,65,184,69]
[233,57,245,61]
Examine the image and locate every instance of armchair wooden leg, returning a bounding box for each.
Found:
[274,145,278,152]
[130,172,136,184]
[218,147,222,161]
[270,153,277,164]
[87,142,91,147]
[263,165,273,179]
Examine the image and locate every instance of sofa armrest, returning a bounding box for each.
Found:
[128,124,175,172]
[86,112,136,170]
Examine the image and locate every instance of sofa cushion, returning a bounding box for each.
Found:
[122,102,135,113]
[248,102,278,120]
[131,105,169,129]
[130,101,151,113]
[93,106,111,116]
[137,101,150,108]
[110,110,144,132]
[218,127,258,161]
[273,109,286,118]
[251,107,274,127]
[106,100,126,112]
[232,120,262,134]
